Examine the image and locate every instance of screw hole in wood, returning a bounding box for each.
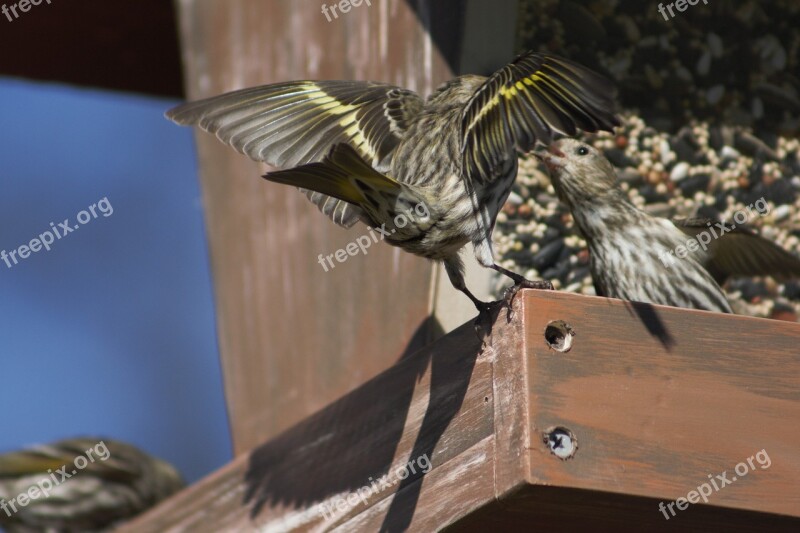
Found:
[544,320,574,352]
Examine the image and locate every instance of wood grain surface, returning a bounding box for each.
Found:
[120,318,490,532]
[521,291,800,517]
[124,290,800,531]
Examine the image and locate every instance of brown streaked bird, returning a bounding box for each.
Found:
[542,138,800,313]
[167,51,619,313]
[0,437,184,532]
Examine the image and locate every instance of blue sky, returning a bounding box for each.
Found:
[0,78,231,483]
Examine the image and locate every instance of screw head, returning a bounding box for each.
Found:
[543,426,578,460]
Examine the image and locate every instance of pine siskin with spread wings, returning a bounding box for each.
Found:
[167,51,619,312]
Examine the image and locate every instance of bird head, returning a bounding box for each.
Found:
[538,138,620,209]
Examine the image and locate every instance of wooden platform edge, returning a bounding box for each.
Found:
[121,290,800,532]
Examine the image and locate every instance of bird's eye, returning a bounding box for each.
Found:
[576,146,589,156]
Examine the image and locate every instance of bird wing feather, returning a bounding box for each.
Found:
[461,52,620,184]
[167,81,424,228]
[674,217,800,284]
[167,80,423,168]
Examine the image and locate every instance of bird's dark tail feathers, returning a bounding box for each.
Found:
[263,143,401,208]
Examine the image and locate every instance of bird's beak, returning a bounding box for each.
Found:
[539,143,564,172]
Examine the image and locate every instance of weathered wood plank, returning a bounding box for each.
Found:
[125,290,800,531]
[521,290,800,519]
[336,436,496,532]
[486,304,530,500]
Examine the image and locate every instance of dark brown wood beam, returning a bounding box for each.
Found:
[0,0,183,97]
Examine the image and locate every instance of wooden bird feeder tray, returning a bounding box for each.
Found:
[124,290,800,531]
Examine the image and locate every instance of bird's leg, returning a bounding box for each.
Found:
[491,263,553,320]
[457,286,501,346]
[444,258,497,344]
[460,285,492,313]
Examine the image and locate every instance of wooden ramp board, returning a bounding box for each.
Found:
[122,290,800,532]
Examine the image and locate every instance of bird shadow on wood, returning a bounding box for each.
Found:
[623,301,676,351]
[242,311,484,528]
[377,306,495,533]
[242,315,439,517]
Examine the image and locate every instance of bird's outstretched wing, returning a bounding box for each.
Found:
[461,52,620,184]
[167,81,424,227]
[167,81,423,168]
[674,217,800,284]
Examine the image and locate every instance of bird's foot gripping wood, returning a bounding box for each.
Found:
[462,280,552,347]
[492,264,553,322]
[501,279,553,321]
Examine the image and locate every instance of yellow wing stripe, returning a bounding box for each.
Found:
[304,85,359,114]
[465,94,499,132]
[500,85,519,98]
[253,84,382,164]
[335,113,378,161]
[468,73,549,133]
[301,86,380,162]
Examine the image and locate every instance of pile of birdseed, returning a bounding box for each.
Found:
[516,0,800,137]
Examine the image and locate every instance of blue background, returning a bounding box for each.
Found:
[0,78,232,483]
